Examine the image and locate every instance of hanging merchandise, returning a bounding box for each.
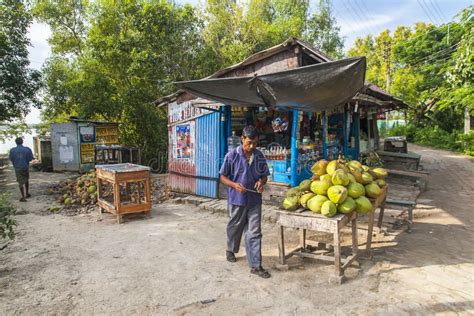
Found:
[272,116,289,133]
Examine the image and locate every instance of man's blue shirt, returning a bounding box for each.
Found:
[220,145,269,207]
[9,145,33,170]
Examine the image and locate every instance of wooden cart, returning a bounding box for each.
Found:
[96,164,151,224]
[276,186,387,284]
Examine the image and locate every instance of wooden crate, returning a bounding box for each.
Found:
[96,163,152,224]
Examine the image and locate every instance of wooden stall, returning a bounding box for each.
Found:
[275,186,387,284]
[156,38,406,202]
[96,163,151,224]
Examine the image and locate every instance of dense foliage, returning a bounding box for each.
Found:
[35,0,344,167]
[0,193,16,240]
[0,0,41,140]
[348,6,473,154]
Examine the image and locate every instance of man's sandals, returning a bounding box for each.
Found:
[226,251,237,263]
[250,266,271,279]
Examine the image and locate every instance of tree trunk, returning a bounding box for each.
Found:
[464,107,471,134]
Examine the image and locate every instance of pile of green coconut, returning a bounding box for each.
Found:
[54,171,98,207]
[282,159,388,217]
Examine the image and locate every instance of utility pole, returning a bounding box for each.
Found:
[384,41,392,93]
[383,41,392,126]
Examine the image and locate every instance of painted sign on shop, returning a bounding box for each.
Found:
[176,124,191,159]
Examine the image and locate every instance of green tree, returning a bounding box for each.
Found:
[0,0,41,123]
[304,0,343,58]
[36,1,214,165]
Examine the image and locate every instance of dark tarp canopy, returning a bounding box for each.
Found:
[174,57,366,112]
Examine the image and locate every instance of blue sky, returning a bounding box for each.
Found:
[24,0,472,125]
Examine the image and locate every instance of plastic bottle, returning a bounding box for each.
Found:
[227,131,240,153]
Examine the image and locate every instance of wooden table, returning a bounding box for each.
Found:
[276,186,387,284]
[96,163,151,224]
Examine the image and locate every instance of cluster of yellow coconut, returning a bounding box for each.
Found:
[282,159,388,217]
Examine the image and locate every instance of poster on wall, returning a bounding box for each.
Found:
[176,124,191,159]
[79,126,96,143]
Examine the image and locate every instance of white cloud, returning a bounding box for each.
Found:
[338,13,395,36]
[28,22,51,70]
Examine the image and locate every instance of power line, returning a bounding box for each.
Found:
[431,0,447,21]
[351,0,379,35]
[417,0,437,25]
[427,0,445,23]
[422,0,442,24]
[406,44,460,67]
[341,0,375,37]
[394,21,453,46]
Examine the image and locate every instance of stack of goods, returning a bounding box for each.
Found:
[51,171,98,207]
[282,159,388,217]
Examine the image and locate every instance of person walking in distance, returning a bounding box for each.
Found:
[9,137,33,202]
[219,126,271,278]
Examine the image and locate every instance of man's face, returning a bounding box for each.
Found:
[241,136,258,154]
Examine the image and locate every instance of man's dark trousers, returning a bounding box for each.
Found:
[227,203,262,268]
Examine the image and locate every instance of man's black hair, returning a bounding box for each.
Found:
[242,125,258,139]
[15,137,23,145]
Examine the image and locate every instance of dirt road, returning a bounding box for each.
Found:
[0,145,473,315]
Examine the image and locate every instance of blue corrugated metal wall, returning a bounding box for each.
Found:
[196,112,220,198]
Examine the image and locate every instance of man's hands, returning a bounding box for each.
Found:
[233,182,247,193]
[254,180,264,193]
[231,181,264,193]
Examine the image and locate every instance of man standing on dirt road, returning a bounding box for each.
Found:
[9,137,33,202]
[219,126,271,279]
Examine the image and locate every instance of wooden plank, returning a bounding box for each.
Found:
[278,212,338,233]
[278,226,286,265]
[285,246,303,260]
[351,217,358,258]
[342,254,358,270]
[300,229,306,249]
[333,228,343,277]
[293,252,336,263]
[386,168,428,178]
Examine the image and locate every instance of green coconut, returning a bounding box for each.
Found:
[361,172,374,184]
[320,174,332,183]
[307,195,328,213]
[327,185,348,204]
[282,196,299,211]
[372,167,388,179]
[346,160,362,170]
[347,182,365,199]
[310,179,332,195]
[299,180,312,192]
[355,196,373,213]
[375,179,386,187]
[321,200,337,217]
[365,183,382,198]
[326,160,339,176]
[87,185,97,194]
[331,169,350,186]
[338,197,356,214]
[347,173,357,183]
[311,159,328,176]
[286,187,300,198]
[300,192,316,209]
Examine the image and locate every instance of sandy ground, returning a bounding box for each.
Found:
[0,145,473,315]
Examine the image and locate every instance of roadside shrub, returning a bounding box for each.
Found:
[0,193,16,240]
[385,124,473,156]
